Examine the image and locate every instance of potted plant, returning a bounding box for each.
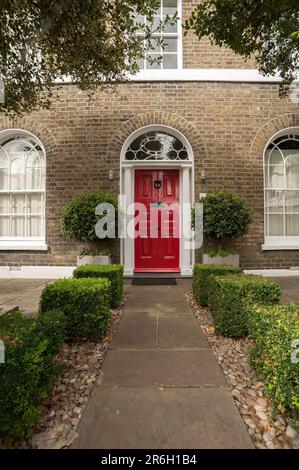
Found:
[194,190,252,266]
[62,190,119,266]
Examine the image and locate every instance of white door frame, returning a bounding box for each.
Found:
[120,125,195,277]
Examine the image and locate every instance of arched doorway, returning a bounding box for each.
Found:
[120,125,194,276]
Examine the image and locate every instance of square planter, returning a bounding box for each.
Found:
[202,253,240,266]
[77,255,111,266]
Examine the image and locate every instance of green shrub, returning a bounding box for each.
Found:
[201,190,253,241]
[248,303,299,419]
[192,263,242,306]
[208,274,281,337]
[40,278,111,341]
[62,190,119,242]
[0,309,66,439]
[73,264,123,308]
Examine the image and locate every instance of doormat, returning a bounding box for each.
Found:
[132,278,177,285]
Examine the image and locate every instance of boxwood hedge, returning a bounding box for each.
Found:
[192,263,242,306]
[73,264,123,308]
[208,274,281,337]
[0,309,66,439]
[248,303,299,419]
[40,278,111,341]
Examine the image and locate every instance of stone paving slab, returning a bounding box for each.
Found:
[102,349,227,387]
[72,387,253,449]
[112,316,156,349]
[0,279,53,317]
[124,300,192,317]
[129,285,185,303]
[157,316,209,349]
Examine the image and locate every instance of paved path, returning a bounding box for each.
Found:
[72,284,253,449]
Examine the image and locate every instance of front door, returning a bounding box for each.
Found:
[134,169,180,272]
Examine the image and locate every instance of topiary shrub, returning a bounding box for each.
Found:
[40,278,111,341]
[192,190,253,256]
[248,303,299,420]
[192,263,242,306]
[62,191,120,253]
[0,309,67,439]
[208,274,281,337]
[73,264,123,308]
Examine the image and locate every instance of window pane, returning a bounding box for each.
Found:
[0,168,9,190]
[28,193,42,213]
[10,158,25,190]
[11,194,25,215]
[11,216,25,236]
[0,216,9,236]
[0,194,9,214]
[286,214,299,236]
[145,54,161,69]
[162,0,177,16]
[265,190,283,213]
[148,38,161,52]
[286,155,299,189]
[285,190,299,213]
[26,167,41,190]
[268,164,284,188]
[163,38,177,52]
[147,15,161,32]
[27,216,42,237]
[162,18,177,33]
[162,53,177,69]
[268,214,284,236]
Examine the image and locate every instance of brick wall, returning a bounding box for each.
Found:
[182,1,257,69]
[0,83,298,269]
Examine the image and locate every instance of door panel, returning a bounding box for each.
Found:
[135,169,180,272]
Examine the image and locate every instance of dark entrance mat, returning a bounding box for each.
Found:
[132,278,177,285]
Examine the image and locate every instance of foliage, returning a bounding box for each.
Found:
[208,274,281,337]
[203,248,234,258]
[79,247,112,257]
[184,0,299,94]
[62,191,119,243]
[0,309,66,439]
[0,1,178,115]
[200,191,252,243]
[74,264,124,308]
[40,278,111,340]
[192,263,242,307]
[248,303,299,420]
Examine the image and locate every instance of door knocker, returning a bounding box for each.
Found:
[154,180,162,189]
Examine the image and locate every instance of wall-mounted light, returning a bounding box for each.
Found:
[200,167,206,182]
[108,170,114,180]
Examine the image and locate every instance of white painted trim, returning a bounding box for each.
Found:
[245,269,299,277]
[56,69,294,84]
[120,124,194,276]
[0,266,74,279]
[262,244,299,251]
[0,242,48,251]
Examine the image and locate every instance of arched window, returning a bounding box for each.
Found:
[0,130,46,249]
[264,129,299,248]
[124,130,189,161]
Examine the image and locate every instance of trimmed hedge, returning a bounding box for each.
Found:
[208,274,281,337]
[0,309,67,439]
[73,264,123,308]
[40,278,111,341]
[248,303,299,419]
[192,263,242,306]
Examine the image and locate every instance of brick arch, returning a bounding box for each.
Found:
[0,116,57,159]
[106,111,207,163]
[250,113,299,159]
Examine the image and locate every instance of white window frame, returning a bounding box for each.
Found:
[262,127,299,250]
[0,129,47,251]
[134,0,182,77]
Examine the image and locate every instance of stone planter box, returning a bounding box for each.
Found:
[77,255,111,266]
[202,253,240,266]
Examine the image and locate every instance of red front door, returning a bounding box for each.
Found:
[134,170,180,272]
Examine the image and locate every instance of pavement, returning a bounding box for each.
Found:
[72,283,254,449]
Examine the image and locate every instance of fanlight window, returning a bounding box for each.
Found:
[264,133,299,238]
[125,131,189,161]
[0,134,45,238]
